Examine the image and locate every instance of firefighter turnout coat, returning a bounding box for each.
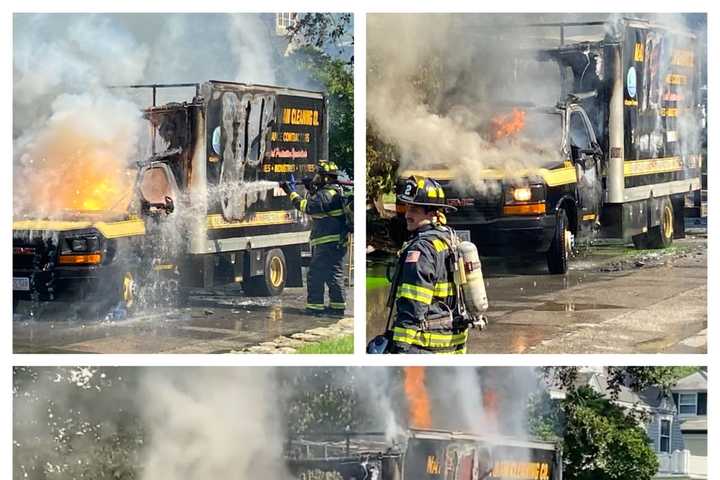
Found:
[391,223,469,354]
[289,184,348,311]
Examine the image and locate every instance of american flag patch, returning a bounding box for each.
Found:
[405,251,421,263]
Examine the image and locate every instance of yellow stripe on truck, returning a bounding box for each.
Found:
[95,219,146,238]
[401,167,578,187]
[13,218,146,238]
[13,220,93,232]
[623,156,684,177]
[207,211,295,230]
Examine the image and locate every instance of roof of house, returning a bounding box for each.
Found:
[680,417,708,432]
[672,371,707,392]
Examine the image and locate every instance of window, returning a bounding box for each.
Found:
[659,419,671,453]
[674,393,698,415]
[697,393,707,415]
[569,112,591,150]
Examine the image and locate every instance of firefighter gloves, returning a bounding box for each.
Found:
[279,181,295,195]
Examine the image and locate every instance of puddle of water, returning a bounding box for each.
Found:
[532,301,625,312]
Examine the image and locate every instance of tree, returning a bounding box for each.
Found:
[562,387,659,480]
[529,367,695,480]
[284,14,354,177]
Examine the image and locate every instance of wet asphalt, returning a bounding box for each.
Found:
[366,232,707,354]
[13,285,354,354]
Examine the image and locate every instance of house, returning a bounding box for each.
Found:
[659,370,708,479]
[549,368,707,480]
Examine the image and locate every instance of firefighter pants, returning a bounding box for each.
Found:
[306,242,347,312]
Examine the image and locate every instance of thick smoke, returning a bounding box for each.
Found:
[367,13,704,192]
[139,368,290,480]
[14,367,291,480]
[13,13,294,218]
[367,14,568,190]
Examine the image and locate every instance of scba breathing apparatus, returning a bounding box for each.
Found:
[367,176,489,353]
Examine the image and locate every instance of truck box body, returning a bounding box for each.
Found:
[287,429,562,480]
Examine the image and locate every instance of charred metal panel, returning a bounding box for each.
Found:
[287,457,384,480]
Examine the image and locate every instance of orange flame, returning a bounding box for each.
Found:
[404,367,432,429]
[17,133,135,216]
[482,388,499,433]
[490,108,526,142]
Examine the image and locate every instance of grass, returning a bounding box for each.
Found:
[295,335,354,354]
[366,275,390,291]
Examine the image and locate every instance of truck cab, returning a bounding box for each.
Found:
[404,99,603,274]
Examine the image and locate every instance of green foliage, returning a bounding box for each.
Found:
[285,15,354,177]
[281,368,361,436]
[542,366,697,399]
[527,390,564,441]
[295,335,354,354]
[287,13,354,63]
[366,123,399,200]
[13,367,144,480]
[562,387,659,480]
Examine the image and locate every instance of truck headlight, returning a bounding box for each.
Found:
[63,234,100,254]
[503,184,547,216]
[71,238,88,252]
[511,187,533,202]
[505,184,545,204]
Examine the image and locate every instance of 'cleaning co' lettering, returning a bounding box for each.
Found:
[282,108,319,126]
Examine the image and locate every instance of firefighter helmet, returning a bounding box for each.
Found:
[318,160,340,176]
[396,176,457,211]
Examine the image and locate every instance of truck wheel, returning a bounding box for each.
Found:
[119,271,138,312]
[646,198,674,249]
[547,209,571,274]
[242,248,286,296]
[632,233,649,249]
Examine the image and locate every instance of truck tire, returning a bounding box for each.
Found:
[547,209,571,274]
[646,197,674,249]
[242,248,286,296]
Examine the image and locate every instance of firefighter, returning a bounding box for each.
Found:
[280,161,348,316]
[389,176,469,354]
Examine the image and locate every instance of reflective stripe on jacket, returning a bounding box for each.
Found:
[391,223,468,354]
[289,184,347,246]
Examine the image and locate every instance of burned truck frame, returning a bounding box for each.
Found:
[287,429,562,480]
[405,18,703,274]
[13,80,328,309]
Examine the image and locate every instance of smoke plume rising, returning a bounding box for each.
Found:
[139,368,289,480]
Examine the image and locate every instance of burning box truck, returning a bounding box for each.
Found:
[401,18,703,274]
[286,428,562,480]
[13,80,328,310]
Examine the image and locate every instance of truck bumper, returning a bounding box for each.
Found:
[13,265,113,301]
[452,215,556,256]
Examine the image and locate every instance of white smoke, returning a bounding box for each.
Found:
[367,13,566,192]
[139,368,290,480]
[228,14,278,85]
[367,13,705,194]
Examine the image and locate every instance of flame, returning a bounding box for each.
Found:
[23,149,134,215]
[404,367,431,429]
[14,93,141,218]
[490,108,526,142]
[482,387,499,433]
